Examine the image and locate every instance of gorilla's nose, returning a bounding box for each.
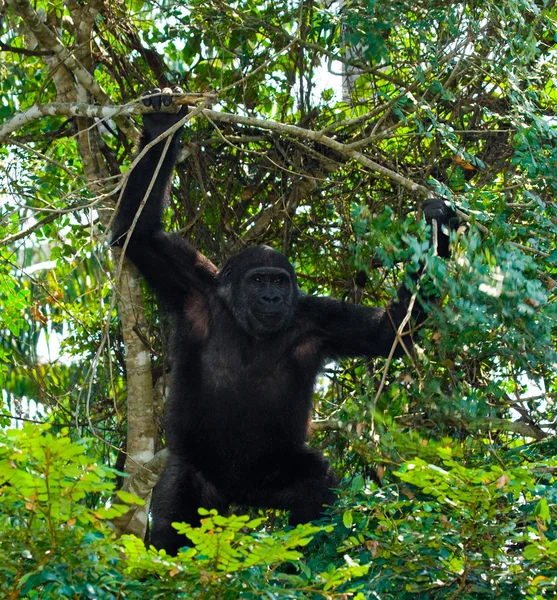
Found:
[262,293,282,305]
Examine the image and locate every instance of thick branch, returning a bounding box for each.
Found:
[0,99,428,195]
[111,450,169,536]
[396,412,547,440]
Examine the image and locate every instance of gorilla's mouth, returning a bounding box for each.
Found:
[254,311,282,324]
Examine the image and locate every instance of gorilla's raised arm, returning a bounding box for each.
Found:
[301,198,456,360]
[111,89,217,308]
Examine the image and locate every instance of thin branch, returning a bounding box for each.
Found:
[0,212,61,247]
[201,109,430,195]
[0,96,210,141]
[3,99,553,266]
[0,41,54,56]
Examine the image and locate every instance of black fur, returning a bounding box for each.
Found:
[112,90,455,555]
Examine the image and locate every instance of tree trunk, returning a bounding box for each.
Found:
[8,0,157,541]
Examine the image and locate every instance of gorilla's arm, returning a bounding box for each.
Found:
[301,198,456,359]
[111,93,217,308]
[300,281,426,359]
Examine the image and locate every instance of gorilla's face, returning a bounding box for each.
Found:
[240,266,295,334]
[218,246,298,338]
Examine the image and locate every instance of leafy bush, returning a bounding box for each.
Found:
[336,443,557,600]
[120,511,369,599]
[2,426,556,599]
[0,426,369,599]
[0,425,137,598]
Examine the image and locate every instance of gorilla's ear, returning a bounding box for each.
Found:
[217,270,233,304]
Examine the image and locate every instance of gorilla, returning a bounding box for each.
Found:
[112,88,455,555]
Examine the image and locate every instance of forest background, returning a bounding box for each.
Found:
[1,0,557,598]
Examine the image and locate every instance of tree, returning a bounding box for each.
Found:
[1,0,556,597]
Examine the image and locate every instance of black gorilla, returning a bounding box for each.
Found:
[112,89,455,555]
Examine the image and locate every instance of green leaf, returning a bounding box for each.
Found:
[343,510,354,529]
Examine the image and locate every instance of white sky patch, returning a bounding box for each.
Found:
[36,328,62,363]
[478,266,504,297]
[311,62,344,104]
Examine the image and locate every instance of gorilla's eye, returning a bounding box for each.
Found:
[273,276,284,284]
[253,275,263,283]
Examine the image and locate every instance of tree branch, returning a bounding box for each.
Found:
[0,41,54,56]
[0,98,429,196]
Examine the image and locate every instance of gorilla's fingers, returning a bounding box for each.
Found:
[141,88,160,108]
[149,88,163,111]
[161,87,174,106]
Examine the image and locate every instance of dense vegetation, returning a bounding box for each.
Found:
[1,0,556,597]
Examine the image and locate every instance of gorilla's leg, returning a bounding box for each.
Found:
[246,447,338,525]
[151,453,228,554]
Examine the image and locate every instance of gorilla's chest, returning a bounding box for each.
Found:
[199,330,297,398]
[173,307,319,450]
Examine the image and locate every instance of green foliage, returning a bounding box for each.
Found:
[2,427,556,599]
[334,446,557,599]
[121,513,369,599]
[0,427,371,599]
[0,425,138,598]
